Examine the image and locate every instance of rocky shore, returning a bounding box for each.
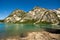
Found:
[0,30,60,40]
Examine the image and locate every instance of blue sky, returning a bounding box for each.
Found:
[0,0,60,20]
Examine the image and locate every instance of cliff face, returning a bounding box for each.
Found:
[4,7,60,24]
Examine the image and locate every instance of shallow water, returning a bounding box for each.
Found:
[0,23,60,38]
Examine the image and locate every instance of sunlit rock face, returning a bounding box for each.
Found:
[30,7,59,24]
[21,7,59,24]
[34,10,59,24]
[4,9,26,23]
[19,7,47,23]
[4,7,60,24]
[29,7,48,20]
[54,8,60,20]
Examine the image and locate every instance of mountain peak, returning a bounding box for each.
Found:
[33,6,40,9]
[4,7,60,25]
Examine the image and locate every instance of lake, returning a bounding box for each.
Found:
[0,23,60,38]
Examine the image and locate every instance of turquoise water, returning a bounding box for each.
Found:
[0,23,60,38]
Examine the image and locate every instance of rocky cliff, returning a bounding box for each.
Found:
[4,7,60,24]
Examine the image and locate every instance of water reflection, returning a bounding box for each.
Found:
[0,23,60,38]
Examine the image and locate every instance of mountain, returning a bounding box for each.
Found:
[53,8,60,20]
[4,9,26,23]
[4,7,60,25]
[19,7,60,24]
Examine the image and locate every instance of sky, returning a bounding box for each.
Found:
[0,0,60,20]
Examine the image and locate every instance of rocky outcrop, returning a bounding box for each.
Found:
[4,7,60,24]
[4,9,26,23]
